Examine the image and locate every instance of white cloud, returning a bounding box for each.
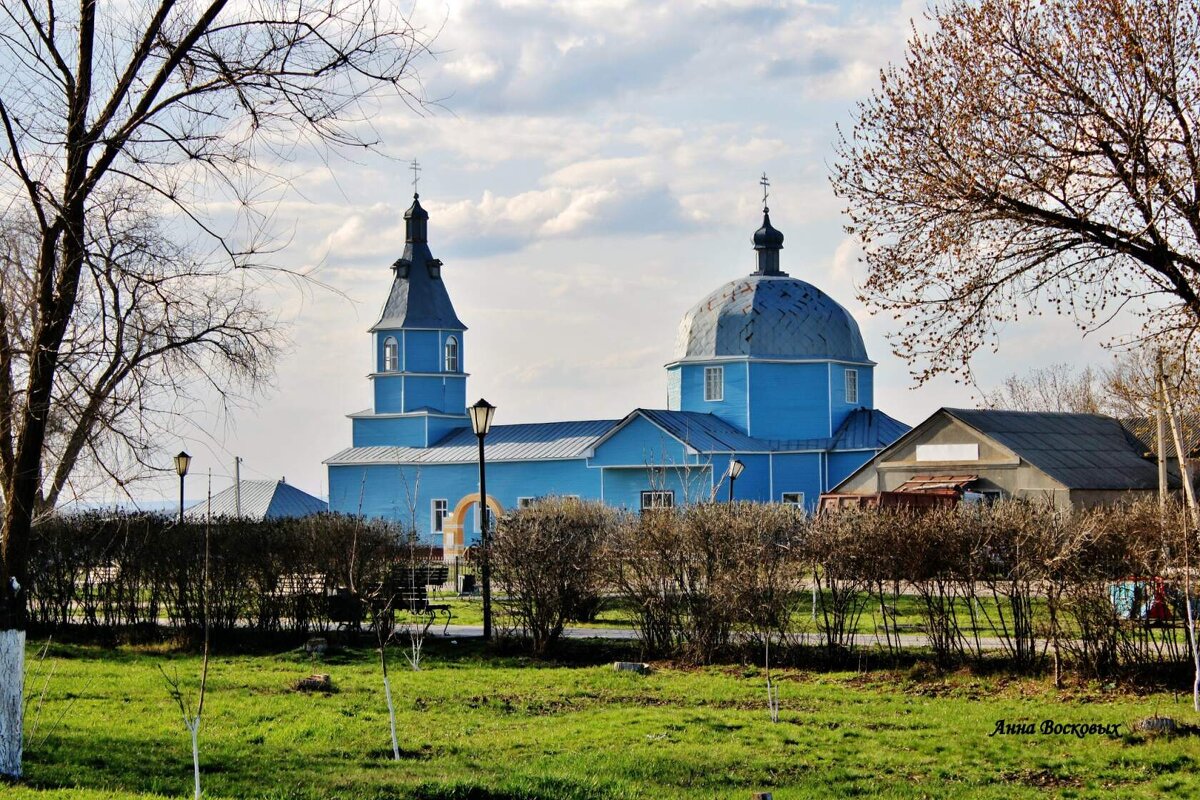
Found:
[118,0,1151,506]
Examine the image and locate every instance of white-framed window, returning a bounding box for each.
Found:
[640,490,675,512]
[431,499,448,533]
[704,366,724,402]
[845,368,858,404]
[445,335,459,372]
[382,336,399,372]
[517,496,536,509]
[781,492,805,508]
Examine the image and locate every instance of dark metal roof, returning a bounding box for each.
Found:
[672,275,870,363]
[185,480,327,520]
[371,195,466,332]
[945,408,1172,491]
[325,419,620,466]
[1121,413,1200,459]
[830,408,911,450]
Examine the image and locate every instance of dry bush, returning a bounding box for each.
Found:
[26,513,401,635]
[608,508,682,657]
[808,508,877,660]
[608,503,804,663]
[491,497,617,655]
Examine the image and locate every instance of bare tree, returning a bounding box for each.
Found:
[833,0,1200,384]
[981,350,1200,421]
[0,0,431,778]
[981,362,1106,415]
[1,200,279,511]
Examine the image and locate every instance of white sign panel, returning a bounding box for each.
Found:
[915,443,979,462]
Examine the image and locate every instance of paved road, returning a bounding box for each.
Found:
[424,623,1017,651]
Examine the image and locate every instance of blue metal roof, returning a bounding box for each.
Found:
[672,275,870,363]
[325,419,620,466]
[185,480,327,520]
[830,408,911,450]
[635,409,770,452]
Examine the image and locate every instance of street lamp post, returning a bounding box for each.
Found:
[469,398,497,640]
[727,458,745,503]
[174,451,192,524]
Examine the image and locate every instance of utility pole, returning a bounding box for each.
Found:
[234,457,243,517]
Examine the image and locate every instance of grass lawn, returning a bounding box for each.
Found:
[10,637,1200,799]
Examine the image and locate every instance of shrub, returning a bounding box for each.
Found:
[491,497,616,655]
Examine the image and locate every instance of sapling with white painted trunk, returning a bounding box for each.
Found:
[161,475,212,800]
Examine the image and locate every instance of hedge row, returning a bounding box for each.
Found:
[493,497,1199,675]
[26,513,415,633]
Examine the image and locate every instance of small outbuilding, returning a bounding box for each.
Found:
[826,408,1180,510]
[185,479,327,521]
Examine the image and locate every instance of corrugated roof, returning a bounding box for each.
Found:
[946,408,1171,491]
[1121,413,1200,459]
[830,408,911,450]
[673,275,870,362]
[636,409,770,452]
[325,419,620,466]
[185,480,327,521]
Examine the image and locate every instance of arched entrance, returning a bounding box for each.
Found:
[442,492,504,559]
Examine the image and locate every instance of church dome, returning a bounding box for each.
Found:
[673,199,868,363]
[673,275,869,362]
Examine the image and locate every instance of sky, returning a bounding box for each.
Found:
[119,0,1133,506]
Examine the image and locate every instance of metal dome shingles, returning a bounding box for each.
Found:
[674,276,869,362]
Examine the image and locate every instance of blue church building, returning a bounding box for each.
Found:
[325,191,909,553]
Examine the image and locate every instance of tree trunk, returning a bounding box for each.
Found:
[0,628,24,778]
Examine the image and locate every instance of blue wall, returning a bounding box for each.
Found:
[769,452,824,512]
[589,415,695,468]
[829,364,874,434]
[746,362,831,440]
[329,457,601,543]
[600,465,712,510]
[827,449,873,490]
[675,362,749,432]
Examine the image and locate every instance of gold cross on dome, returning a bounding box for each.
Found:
[410,158,422,192]
[760,172,770,207]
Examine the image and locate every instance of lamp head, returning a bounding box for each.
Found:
[729,458,745,481]
[469,398,497,437]
[174,451,192,478]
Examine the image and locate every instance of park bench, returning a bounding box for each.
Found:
[390,564,453,635]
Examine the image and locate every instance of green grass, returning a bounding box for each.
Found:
[10,638,1200,799]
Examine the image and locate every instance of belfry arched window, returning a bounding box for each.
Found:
[382,336,399,372]
[445,336,459,372]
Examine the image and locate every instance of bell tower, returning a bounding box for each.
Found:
[351,193,469,448]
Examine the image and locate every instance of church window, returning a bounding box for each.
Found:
[781,492,805,508]
[640,490,674,512]
[845,369,859,404]
[704,366,724,401]
[445,336,459,372]
[518,496,536,509]
[432,499,448,532]
[383,337,399,372]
